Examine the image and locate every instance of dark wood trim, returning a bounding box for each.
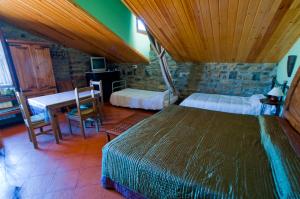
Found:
[277,117,300,157]
[284,66,300,134]
[6,39,50,46]
[0,108,21,118]
[0,29,20,90]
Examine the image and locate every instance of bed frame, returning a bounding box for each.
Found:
[111,80,176,105]
[112,80,127,92]
[283,67,300,135]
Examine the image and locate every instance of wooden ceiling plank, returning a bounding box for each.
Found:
[140,0,184,60]
[180,0,206,60]
[227,0,239,62]
[123,0,300,62]
[0,0,148,63]
[156,0,189,59]
[219,0,229,61]
[259,13,300,62]
[247,0,295,62]
[256,0,300,61]
[231,0,251,61]
[193,0,214,61]
[242,0,281,61]
[236,0,261,61]
[12,1,119,60]
[198,0,218,62]
[209,0,221,61]
[172,0,202,60]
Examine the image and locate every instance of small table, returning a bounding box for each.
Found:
[260,98,284,116]
[28,90,100,139]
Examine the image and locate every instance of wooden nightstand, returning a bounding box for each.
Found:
[260,98,284,116]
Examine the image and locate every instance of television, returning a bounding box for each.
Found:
[91,57,106,72]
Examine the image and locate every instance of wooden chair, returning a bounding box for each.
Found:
[90,80,104,105]
[15,92,59,149]
[90,80,104,123]
[66,87,101,138]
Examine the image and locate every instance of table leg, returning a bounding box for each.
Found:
[54,113,63,140]
[49,110,60,144]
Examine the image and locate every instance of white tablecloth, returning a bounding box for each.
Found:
[28,90,100,121]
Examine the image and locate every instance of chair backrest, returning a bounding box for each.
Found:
[74,87,99,116]
[90,80,103,104]
[15,92,32,127]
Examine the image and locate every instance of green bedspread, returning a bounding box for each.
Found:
[102,105,299,199]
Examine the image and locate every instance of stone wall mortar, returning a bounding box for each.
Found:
[118,49,277,97]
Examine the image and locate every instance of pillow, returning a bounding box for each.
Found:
[249,94,266,105]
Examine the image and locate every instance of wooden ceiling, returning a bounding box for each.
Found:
[123,0,300,63]
[0,0,148,63]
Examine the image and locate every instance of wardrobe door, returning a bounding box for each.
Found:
[9,44,37,92]
[30,45,56,89]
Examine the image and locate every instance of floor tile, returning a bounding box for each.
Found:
[56,156,84,173]
[43,189,75,199]
[0,104,153,199]
[81,154,101,168]
[74,185,123,199]
[20,173,54,197]
[47,170,80,192]
[77,166,101,188]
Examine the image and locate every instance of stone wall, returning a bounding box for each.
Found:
[119,49,277,98]
[0,21,91,88]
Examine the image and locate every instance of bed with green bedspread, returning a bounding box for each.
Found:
[102,105,300,199]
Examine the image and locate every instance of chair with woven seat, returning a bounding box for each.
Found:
[15,92,59,149]
[90,80,104,124]
[66,87,101,138]
[90,80,103,105]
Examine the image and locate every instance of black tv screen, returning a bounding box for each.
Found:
[91,57,106,72]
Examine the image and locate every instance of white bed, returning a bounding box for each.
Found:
[180,93,275,115]
[110,81,178,110]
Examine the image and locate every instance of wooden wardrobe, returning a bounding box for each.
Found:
[7,40,57,97]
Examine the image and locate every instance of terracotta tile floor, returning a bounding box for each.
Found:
[0,104,154,199]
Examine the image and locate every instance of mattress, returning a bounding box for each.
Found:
[180,93,275,115]
[102,105,300,198]
[110,88,177,110]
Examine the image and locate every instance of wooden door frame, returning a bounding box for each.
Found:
[0,29,20,90]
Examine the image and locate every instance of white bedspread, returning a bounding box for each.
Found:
[110,88,176,110]
[180,93,275,115]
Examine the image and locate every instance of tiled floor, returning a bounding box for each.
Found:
[0,105,154,199]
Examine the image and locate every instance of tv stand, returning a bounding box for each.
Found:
[85,71,120,102]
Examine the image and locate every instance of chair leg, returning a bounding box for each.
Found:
[29,127,38,149]
[67,118,73,135]
[80,119,86,139]
[95,119,100,132]
[26,126,32,142]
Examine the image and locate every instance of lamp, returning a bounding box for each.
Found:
[268,87,284,102]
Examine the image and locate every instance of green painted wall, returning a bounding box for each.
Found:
[276,38,300,85]
[74,0,150,59]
